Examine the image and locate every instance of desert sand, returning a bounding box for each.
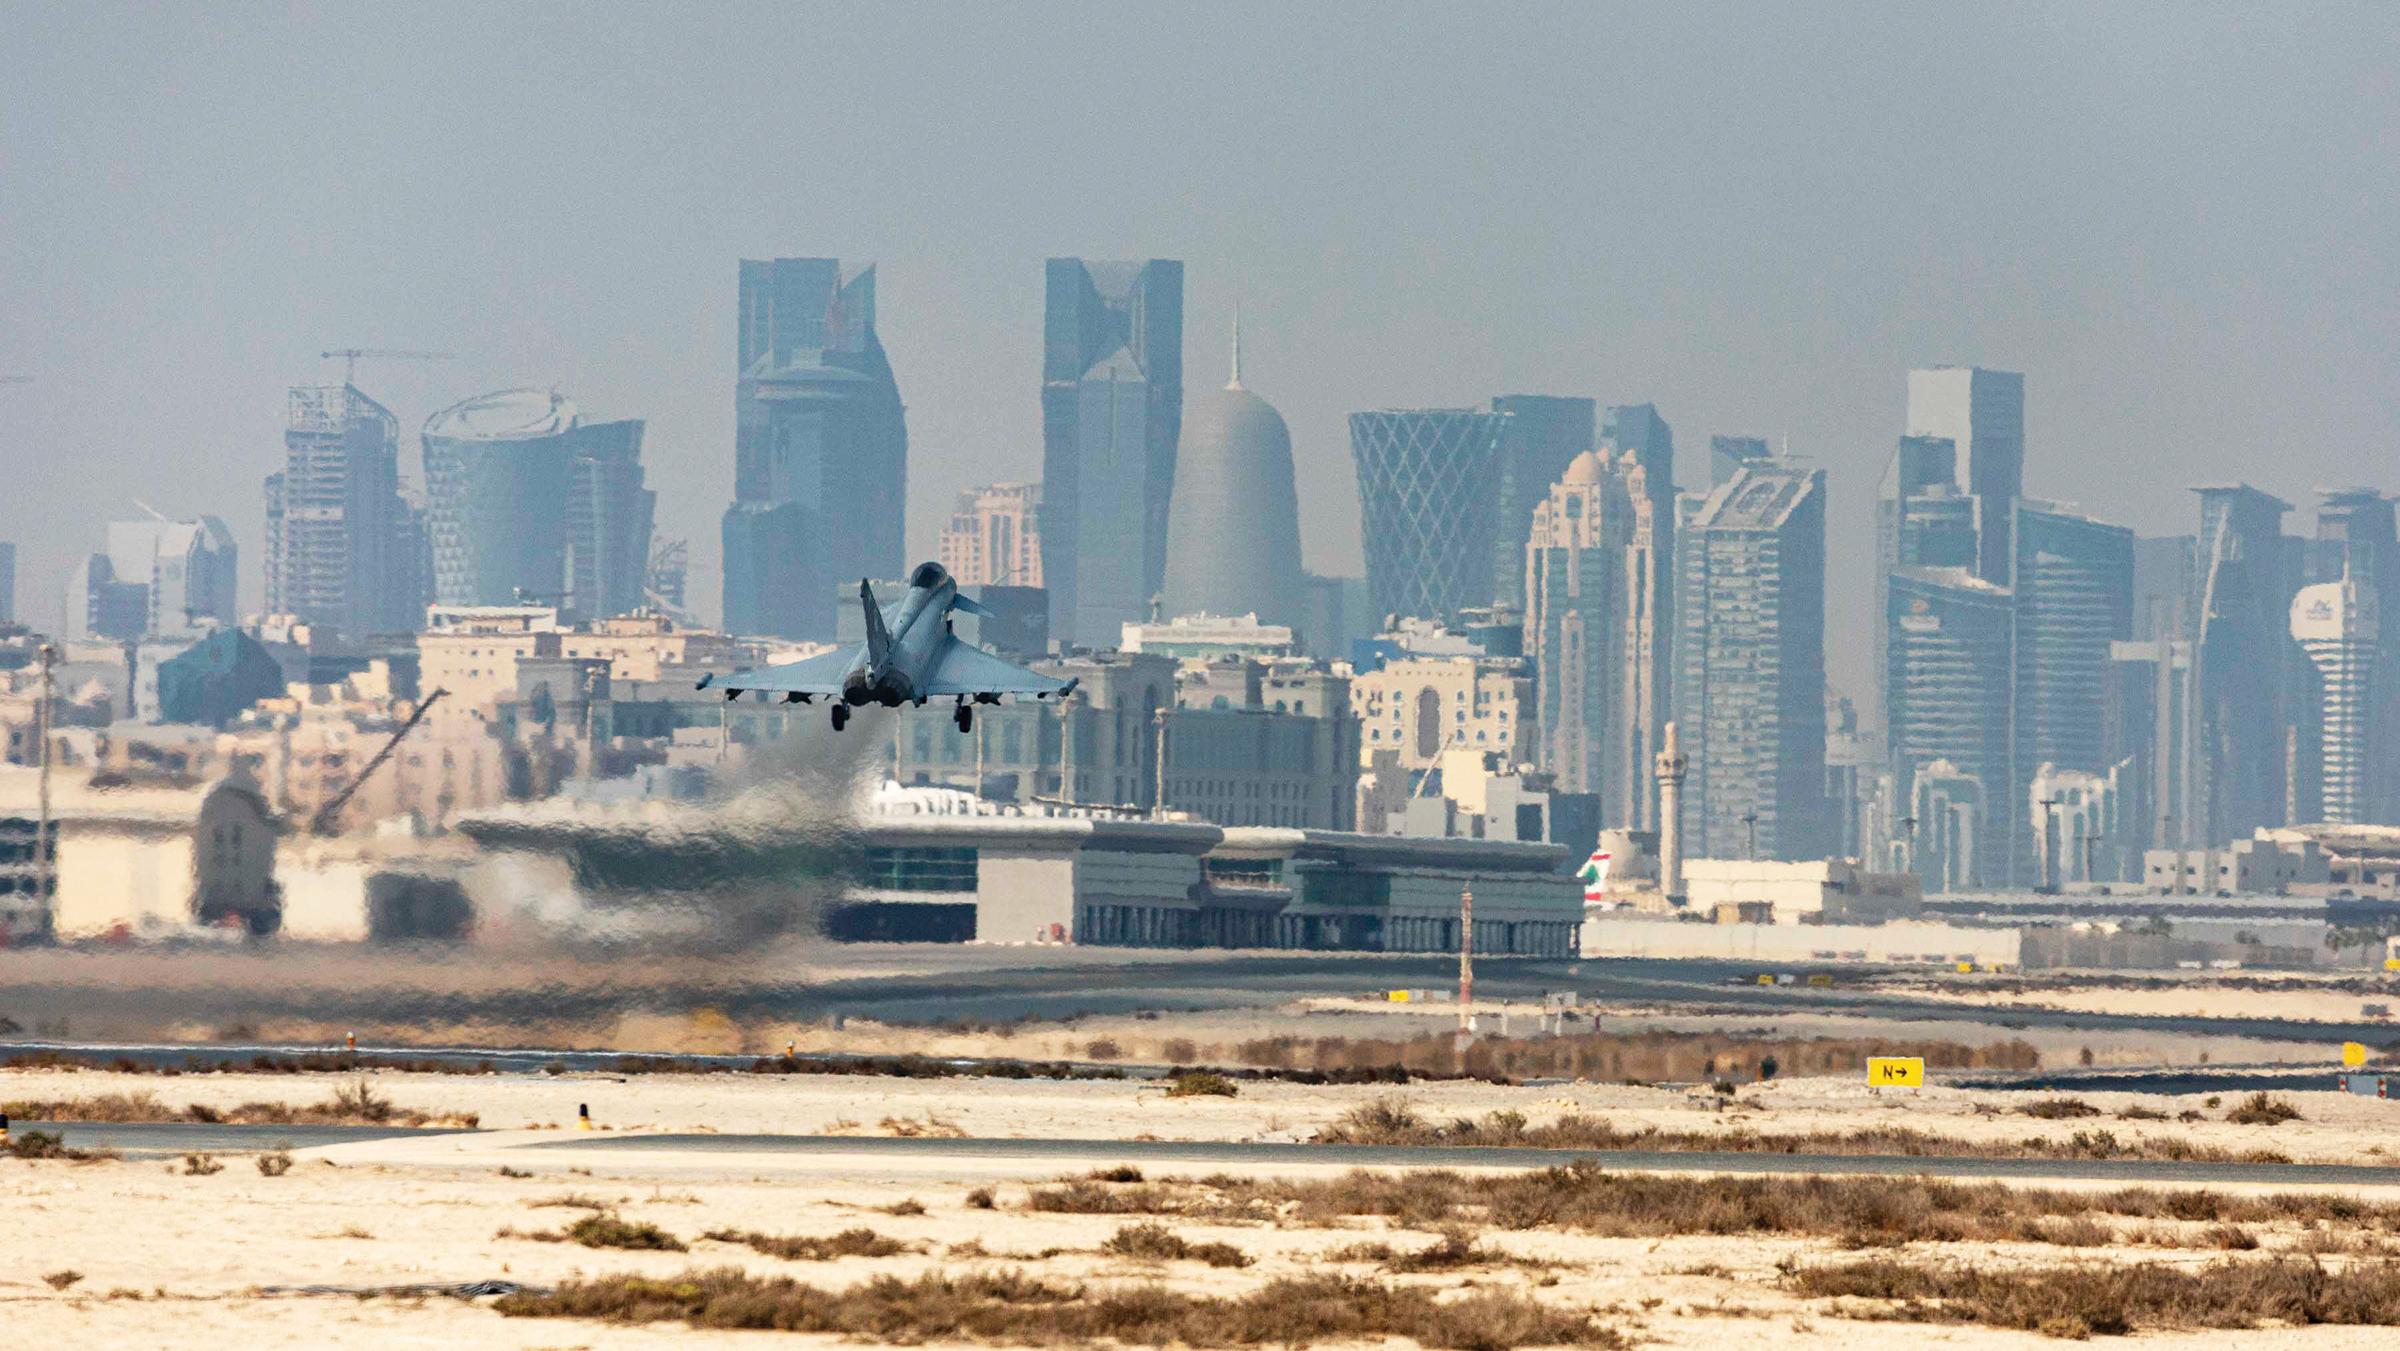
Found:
[11,1064,2400,1347]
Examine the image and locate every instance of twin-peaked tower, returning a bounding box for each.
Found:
[1040,259,1184,648]
[723,258,907,640]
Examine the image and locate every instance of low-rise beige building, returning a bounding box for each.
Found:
[1350,656,1531,771]
[0,764,279,939]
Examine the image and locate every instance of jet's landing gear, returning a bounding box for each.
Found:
[953,700,974,733]
[830,703,850,732]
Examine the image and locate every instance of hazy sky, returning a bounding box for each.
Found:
[4,2,2395,699]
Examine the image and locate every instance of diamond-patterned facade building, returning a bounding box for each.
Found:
[1349,408,1507,624]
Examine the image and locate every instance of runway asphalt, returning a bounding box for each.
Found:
[17,1120,475,1157]
[526,1130,2400,1186]
[28,1120,2400,1187]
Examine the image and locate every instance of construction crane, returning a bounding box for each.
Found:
[311,688,447,835]
[642,536,699,626]
[320,348,452,385]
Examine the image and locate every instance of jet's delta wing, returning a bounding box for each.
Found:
[923,636,1071,697]
[715,647,854,698]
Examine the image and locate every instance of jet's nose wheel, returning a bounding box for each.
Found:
[830,704,850,731]
[954,701,974,733]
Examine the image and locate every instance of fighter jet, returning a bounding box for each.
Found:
[697,561,1078,732]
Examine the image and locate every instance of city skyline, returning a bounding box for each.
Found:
[5,5,2396,705]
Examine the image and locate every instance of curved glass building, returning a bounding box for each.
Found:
[421,388,654,616]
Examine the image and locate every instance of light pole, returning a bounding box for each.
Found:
[1152,705,1169,817]
[1741,810,1759,860]
[34,643,55,924]
[1457,886,1474,1038]
[1898,813,1919,876]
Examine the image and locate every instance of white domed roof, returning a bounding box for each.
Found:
[1559,450,1610,486]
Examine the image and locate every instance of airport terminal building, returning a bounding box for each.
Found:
[461,785,1580,956]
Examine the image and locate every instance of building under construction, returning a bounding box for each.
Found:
[265,385,429,639]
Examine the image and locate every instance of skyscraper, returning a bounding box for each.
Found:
[1604,403,1677,773]
[267,384,425,638]
[1488,395,1596,608]
[65,516,238,641]
[2011,501,2134,878]
[724,257,907,640]
[1709,435,1768,488]
[1351,408,1509,625]
[1873,434,1972,735]
[2188,484,2296,844]
[938,484,1043,588]
[1905,367,2024,585]
[1162,327,1303,626]
[1040,258,1182,647]
[2306,488,2400,823]
[1526,449,1664,829]
[1887,566,2014,888]
[1674,461,1828,860]
[420,388,655,617]
[2290,572,2377,824]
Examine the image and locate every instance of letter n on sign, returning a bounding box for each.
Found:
[1866,1057,1924,1088]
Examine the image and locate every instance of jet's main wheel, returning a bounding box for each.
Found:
[954,704,974,733]
[830,704,850,731]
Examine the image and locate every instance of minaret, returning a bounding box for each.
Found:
[1228,304,1243,389]
[1655,720,1688,903]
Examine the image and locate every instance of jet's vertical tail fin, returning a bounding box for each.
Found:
[861,579,892,666]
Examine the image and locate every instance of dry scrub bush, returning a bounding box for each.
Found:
[496,1267,1629,1348]
[1233,1026,2037,1082]
[3,1080,474,1129]
[1102,1222,1252,1268]
[878,1114,966,1138]
[704,1226,910,1260]
[1787,1256,2400,1335]
[2226,1094,2304,1127]
[506,1212,688,1251]
[1314,1099,2287,1165]
[1029,1163,2400,1250]
[3,1128,113,1161]
[564,1214,687,1251]
[2017,1099,2103,1120]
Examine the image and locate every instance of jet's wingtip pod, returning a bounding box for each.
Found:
[695,673,714,690]
[724,688,741,702]
[1058,677,1081,699]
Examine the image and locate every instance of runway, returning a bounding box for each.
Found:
[529,1130,2400,1186]
[7,947,2394,1065]
[28,1120,2400,1187]
[16,1120,475,1158]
